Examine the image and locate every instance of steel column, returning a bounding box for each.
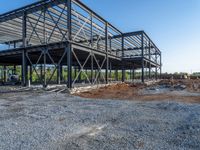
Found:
[132,65,135,82]
[160,53,162,79]
[90,13,94,84]
[91,56,94,83]
[74,66,77,81]
[43,49,47,87]
[3,66,6,82]
[13,65,16,74]
[149,40,151,80]
[30,65,32,83]
[67,45,72,88]
[78,66,81,82]
[22,50,28,86]
[22,11,28,86]
[109,61,112,79]
[0,66,2,82]
[105,22,108,84]
[60,65,63,81]
[57,64,61,84]
[141,33,144,83]
[122,35,125,82]
[155,53,158,80]
[39,65,43,82]
[67,0,72,88]
[149,64,151,79]
[115,69,118,81]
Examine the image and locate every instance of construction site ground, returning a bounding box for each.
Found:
[0,79,199,150]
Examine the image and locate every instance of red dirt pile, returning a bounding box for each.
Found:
[75,79,200,103]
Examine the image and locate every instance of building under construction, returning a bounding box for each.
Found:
[0,0,161,88]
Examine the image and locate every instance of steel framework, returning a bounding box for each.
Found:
[0,0,161,88]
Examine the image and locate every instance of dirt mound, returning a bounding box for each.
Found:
[75,83,143,99]
[75,80,200,103]
[158,79,200,92]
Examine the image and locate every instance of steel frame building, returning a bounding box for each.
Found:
[0,0,161,88]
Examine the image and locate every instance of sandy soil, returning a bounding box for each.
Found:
[75,79,200,103]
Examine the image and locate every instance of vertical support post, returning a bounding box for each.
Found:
[160,53,162,79]
[91,56,94,83]
[0,66,2,81]
[22,11,28,86]
[141,33,144,83]
[0,66,2,82]
[30,65,32,83]
[109,62,112,80]
[13,65,16,74]
[115,69,118,81]
[42,5,47,87]
[22,51,28,86]
[74,66,77,80]
[148,40,151,80]
[40,65,43,78]
[109,37,112,50]
[67,0,72,88]
[78,66,81,82]
[67,45,72,88]
[149,64,151,80]
[57,64,61,84]
[132,64,135,82]
[3,66,6,82]
[90,13,94,84]
[95,69,97,81]
[122,35,125,82]
[14,42,16,48]
[42,4,46,87]
[105,22,108,84]
[60,65,63,81]
[43,49,47,87]
[155,52,158,80]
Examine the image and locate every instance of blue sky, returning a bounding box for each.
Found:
[0,0,200,73]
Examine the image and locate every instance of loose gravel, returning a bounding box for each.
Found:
[0,92,200,150]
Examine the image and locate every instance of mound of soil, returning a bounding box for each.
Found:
[75,80,200,103]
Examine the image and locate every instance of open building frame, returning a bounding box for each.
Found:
[0,0,162,88]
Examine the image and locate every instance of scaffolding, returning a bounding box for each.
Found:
[0,0,161,88]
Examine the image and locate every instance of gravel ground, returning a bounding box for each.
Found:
[0,92,200,150]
